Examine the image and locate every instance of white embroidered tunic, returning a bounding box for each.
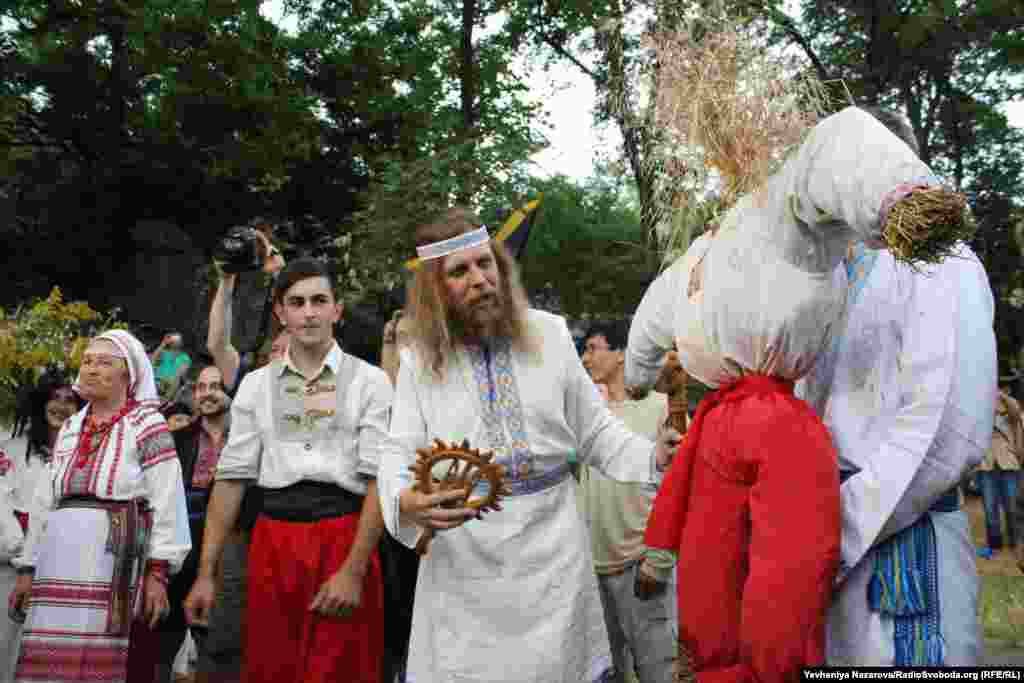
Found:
[798,246,996,665]
[379,310,661,683]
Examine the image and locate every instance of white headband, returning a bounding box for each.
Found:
[415,226,490,262]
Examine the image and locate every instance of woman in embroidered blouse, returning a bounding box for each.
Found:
[8,330,190,683]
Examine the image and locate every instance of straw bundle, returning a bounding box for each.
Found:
[650,16,830,214]
[882,187,973,266]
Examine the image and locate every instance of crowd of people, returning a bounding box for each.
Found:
[0,104,1011,683]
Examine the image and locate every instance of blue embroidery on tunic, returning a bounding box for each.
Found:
[844,243,880,306]
[468,340,531,479]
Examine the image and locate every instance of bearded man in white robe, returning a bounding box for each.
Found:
[377,206,678,683]
[799,108,997,666]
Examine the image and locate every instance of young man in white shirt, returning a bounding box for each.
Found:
[185,258,393,683]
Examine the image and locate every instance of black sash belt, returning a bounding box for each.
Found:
[258,481,364,522]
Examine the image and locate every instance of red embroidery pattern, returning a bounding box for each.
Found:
[105,422,125,497]
[0,450,11,476]
[75,401,137,468]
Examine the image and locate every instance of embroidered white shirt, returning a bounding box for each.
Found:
[215,342,393,495]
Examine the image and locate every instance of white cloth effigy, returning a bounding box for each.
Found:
[627,106,937,390]
[378,309,660,683]
[798,246,996,665]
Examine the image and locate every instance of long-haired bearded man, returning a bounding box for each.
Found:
[377,207,680,683]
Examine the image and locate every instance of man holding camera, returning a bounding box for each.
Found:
[186,258,392,683]
[208,222,286,394]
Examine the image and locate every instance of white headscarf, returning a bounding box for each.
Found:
[74,329,160,404]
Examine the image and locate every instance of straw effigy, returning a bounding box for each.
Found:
[648,14,973,267]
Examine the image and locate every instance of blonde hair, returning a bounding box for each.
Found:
[406,207,537,379]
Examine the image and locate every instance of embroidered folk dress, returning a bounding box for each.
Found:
[11,402,191,683]
[378,309,662,683]
[798,246,996,666]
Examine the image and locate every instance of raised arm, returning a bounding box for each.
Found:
[207,273,242,391]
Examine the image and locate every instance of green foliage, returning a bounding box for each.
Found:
[0,286,123,424]
[0,0,548,323]
[480,173,655,318]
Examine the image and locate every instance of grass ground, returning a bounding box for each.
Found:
[967,494,1024,645]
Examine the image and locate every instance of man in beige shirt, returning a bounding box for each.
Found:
[979,380,1023,554]
[580,320,676,683]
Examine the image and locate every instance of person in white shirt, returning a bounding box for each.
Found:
[377,207,679,683]
[184,258,393,683]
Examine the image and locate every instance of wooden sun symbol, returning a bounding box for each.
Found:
[409,438,510,555]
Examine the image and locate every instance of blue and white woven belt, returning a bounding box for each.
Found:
[867,488,958,666]
[473,462,571,497]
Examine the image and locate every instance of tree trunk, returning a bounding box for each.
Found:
[457,0,479,202]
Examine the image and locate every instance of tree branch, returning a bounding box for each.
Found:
[747,1,831,84]
[530,0,600,82]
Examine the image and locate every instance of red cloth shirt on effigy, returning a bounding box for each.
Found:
[645,375,840,683]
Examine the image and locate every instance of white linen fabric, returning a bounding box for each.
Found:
[13,403,191,573]
[798,246,996,664]
[0,436,44,562]
[379,309,660,683]
[215,342,394,494]
[0,437,51,518]
[628,106,939,389]
[624,234,731,390]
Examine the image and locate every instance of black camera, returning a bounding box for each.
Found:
[214,226,266,273]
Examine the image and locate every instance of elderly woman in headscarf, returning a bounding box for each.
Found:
[1,368,83,680]
[8,330,191,683]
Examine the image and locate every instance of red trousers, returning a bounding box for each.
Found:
[245,513,384,683]
[646,375,840,683]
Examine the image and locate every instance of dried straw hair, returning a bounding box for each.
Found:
[647,13,830,248]
[863,107,974,265]
[406,207,537,380]
[883,187,973,266]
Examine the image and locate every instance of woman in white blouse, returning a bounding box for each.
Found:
[8,330,190,683]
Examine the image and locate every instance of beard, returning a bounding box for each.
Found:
[448,293,507,344]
